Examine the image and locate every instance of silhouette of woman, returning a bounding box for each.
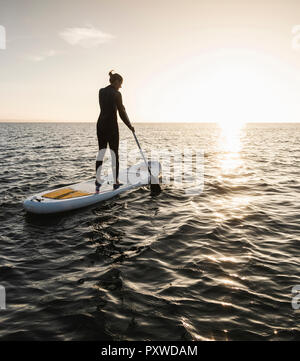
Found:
[95,71,134,193]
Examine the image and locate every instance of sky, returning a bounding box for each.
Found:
[1,0,300,123]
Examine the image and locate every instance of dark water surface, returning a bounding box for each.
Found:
[0,122,300,340]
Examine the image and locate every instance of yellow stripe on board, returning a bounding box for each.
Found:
[60,190,92,199]
[43,188,74,199]
[43,188,92,200]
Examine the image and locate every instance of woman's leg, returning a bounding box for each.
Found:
[96,131,108,185]
[108,133,119,184]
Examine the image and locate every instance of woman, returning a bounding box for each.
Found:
[95,70,134,193]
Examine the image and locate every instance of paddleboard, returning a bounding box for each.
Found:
[23,161,161,214]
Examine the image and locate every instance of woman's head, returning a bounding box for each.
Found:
[109,70,123,90]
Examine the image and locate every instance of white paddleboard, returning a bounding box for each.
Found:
[23,161,161,214]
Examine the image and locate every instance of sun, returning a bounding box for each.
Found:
[208,64,262,129]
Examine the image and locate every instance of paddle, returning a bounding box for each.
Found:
[132,131,161,194]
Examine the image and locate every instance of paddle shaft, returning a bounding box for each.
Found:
[132,131,154,180]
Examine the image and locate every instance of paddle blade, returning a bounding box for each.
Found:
[150,183,161,194]
[149,168,161,194]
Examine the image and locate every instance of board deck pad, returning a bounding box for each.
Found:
[43,188,92,199]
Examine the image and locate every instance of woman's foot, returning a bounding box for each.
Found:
[95,180,101,194]
[113,182,123,190]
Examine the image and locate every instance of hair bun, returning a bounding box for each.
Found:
[108,70,123,84]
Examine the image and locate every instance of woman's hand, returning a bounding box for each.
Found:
[129,125,135,133]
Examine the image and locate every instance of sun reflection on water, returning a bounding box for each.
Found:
[217,122,245,173]
[212,122,249,223]
[214,196,251,221]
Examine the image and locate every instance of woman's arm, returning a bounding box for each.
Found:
[115,92,134,131]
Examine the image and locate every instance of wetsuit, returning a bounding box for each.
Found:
[96,84,132,183]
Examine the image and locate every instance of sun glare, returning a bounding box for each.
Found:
[208,64,261,128]
[137,50,294,124]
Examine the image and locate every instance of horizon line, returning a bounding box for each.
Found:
[1,120,300,124]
